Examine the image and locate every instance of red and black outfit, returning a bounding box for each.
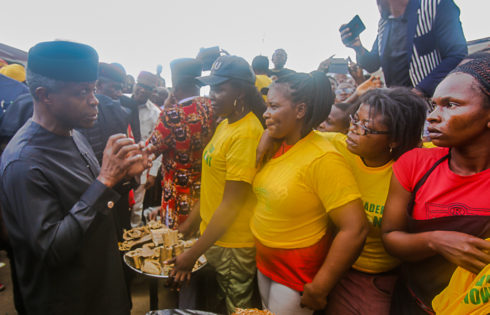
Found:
[391,147,490,314]
[147,96,213,229]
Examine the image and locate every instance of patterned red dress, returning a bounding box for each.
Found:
[147,96,213,228]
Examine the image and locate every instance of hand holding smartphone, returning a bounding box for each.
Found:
[340,15,366,47]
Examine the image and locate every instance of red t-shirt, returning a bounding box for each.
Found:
[393,147,490,220]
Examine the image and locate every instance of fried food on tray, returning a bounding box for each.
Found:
[141,259,162,275]
[121,221,206,277]
[232,308,275,315]
[118,233,152,251]
[122,226,150,241]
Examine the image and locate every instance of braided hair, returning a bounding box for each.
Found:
[450,57,490,108]
[275,71,335,137]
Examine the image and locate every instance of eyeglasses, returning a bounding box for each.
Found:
[335,88,355,95]
[349,115,390,136]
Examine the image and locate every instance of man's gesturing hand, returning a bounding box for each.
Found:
[97,134,146,188]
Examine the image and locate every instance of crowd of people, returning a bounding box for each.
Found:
[0,0,489,314]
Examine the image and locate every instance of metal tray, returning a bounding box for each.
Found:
[123,252,207,279]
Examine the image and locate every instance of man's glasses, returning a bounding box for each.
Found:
[349,115,390,136]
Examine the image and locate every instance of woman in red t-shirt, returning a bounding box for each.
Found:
[382,57,490,314]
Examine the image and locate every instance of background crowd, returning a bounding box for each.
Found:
[0,0,489,315]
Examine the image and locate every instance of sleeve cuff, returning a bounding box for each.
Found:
[80,180,121,215]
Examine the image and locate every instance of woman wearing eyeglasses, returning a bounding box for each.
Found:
[321,87,428,314]
[251,71,369,314]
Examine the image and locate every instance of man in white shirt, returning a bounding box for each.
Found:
[131,71,163,226]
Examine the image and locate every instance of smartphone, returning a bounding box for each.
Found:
[327,58,349,74]
[340,15,366,42]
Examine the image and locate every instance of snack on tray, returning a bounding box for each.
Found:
[122,221,206,277]
[123,226,150,241]
[118,233,152,251]
[151,228,167,246]
[163,229,179,247]
[141,259,162,275]
[233,309,275,315]
[147,220,163,230]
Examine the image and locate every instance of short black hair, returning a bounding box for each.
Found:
[252,55,269,73]
[360,88,428,160]
[275,71,334,137]
[26,69,66,101]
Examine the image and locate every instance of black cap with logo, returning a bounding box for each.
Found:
[197,55,255,86]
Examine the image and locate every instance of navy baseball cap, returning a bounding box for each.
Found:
[197,55,255,86]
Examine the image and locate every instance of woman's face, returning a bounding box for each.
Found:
[428,73,490,147]
[264,83,302,139]
[209,81,240,118]
[346,103,392,161]
[318,105,350,133]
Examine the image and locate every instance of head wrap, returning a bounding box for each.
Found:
[451,57,490,95]
[99,62,126,83]
[0,63,26,82]
[27,41,99,82]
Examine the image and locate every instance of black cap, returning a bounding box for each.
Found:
[170,58,202,87]
[27,41,99,82]
[197,55,255,86]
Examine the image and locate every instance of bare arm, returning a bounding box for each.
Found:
[382,174,490,274]
[301,199,369,310]
[177,199,202,239]
[169,180,251,284]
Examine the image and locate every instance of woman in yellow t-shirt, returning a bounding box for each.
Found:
[251,71,369,315]
[321,88,428,315]
[169,55,265,314]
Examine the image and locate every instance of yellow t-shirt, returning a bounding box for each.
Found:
[321,132,399,273]
[200,112,263,248]
[433,251,490,314]
[255,74,272,102]
[423,141,437,148]
[251,131,361,249]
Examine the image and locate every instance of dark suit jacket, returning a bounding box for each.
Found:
[358,0,467,96]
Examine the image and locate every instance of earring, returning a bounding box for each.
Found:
[233,99,237,109]
[389,146,393,153]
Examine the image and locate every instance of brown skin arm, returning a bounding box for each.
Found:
[168,180,251,285]
[382,174,490,274]
[344,76,382,104]
[177,200,202,239]
[301,199,369,310]
[255,129,282,168]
